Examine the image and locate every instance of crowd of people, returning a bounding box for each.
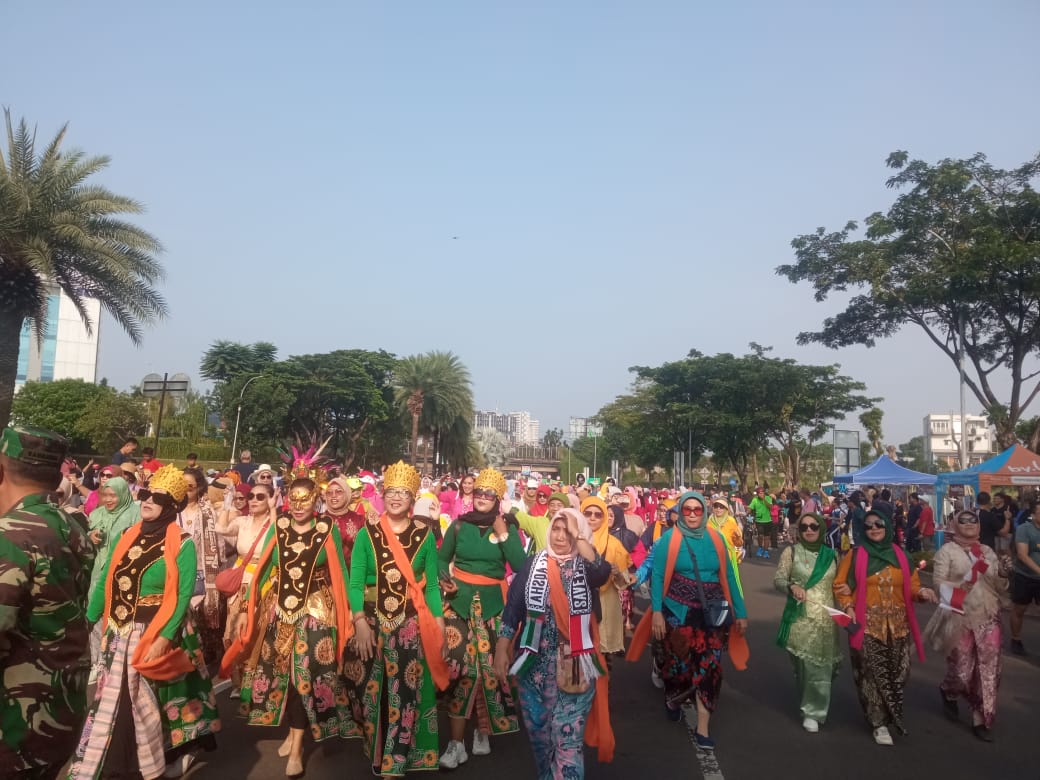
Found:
[2,427,1039,779]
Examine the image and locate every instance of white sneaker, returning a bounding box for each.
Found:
[163,753,196,778]
[439,741,469,769]
[873,726,893,746]
[650,662,664,689]
[472,729,491,756]
[802,717,819,733]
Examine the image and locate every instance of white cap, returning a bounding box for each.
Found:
[256,463,273,474]
[526,477,540,488]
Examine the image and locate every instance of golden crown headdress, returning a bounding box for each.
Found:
[383,461,420,496]
[473,467,507,500]
[149,464,188,502]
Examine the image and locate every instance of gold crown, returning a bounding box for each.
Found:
[383,461,420,496]
[149,464,188,502]
[473,467,506,499]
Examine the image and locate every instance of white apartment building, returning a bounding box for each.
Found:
[474,410,541,445]
[16,285,100,387]
[923,413,993,469]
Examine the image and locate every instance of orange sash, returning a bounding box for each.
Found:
[626,528,748,670]
[101,522,195,680]
[378,513,450,691]
[547,558,615,763]
[452,567,509,602]
[220,520,354,678]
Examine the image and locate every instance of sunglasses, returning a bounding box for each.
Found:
[681,505,705,517]
[583,509,604,519]
[137,489,175,508]
[473,489,498,500]
[799,523,820,532]
[956,514,979,525]
[863,521,886,530]
[233,495,248,501]
[257,474,273,480]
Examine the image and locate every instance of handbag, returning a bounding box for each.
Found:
[556,641,591,694]
[684,539,734,628]
[215,520,269,597]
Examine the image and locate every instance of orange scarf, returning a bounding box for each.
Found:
[101,522,195,680]
[626,527,748,670]
[220,520,354,678]
[452,567,509,602]
[547,558,615,763]
[377,513,450,691]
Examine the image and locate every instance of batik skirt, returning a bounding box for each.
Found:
[342,610,441,777]
[654,578,728,711]
[69,619,219,780]
[443,593,519,736]
[849,633,911,732]
[239,587,358,742]
[941,618,1002,728]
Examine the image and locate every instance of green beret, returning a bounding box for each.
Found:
[0,425,69,468]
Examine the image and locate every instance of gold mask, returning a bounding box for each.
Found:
[288,484,318,512]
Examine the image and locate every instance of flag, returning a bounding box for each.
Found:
[824,605,860,633]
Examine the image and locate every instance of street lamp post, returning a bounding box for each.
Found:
[229,375,263,467]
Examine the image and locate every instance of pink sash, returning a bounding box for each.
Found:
[849,545,924,661]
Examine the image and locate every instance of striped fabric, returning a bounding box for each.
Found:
[69,624,165,779]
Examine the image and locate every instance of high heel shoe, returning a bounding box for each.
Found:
[278,736,292,757]
[285,756,305,777]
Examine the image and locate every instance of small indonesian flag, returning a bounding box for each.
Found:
[939,583,967,614]
[824,605,855,628]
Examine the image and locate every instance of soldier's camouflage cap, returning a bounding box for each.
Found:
[0,425,69,467]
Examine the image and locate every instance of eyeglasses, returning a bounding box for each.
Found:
[583,509,604,519]
[799,523,820,532]
[712,504,726,510]
[863,521,886,530]
[248,492,269,501]
[257,474,273,480]
[681,505,705,517]
[384,488,411,500]
[956,514,979,525]
[101,471,114,478]
[473,489,498,500]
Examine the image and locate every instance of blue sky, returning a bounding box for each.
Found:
[5,1,1039,446]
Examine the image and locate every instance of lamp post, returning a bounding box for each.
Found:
[229,375,263,467]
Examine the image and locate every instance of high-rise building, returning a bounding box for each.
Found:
[923,413,993,469]
[474,409,540,445]
[16,285,100,387]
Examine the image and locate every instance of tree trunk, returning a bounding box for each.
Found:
[0,312,24,430]
[409,412,420,465]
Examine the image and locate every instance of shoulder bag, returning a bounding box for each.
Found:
[684,538,734,628]
[215,520,269,596]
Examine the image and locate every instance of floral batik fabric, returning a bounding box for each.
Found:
[444,592,519,735]
[849,633,911,732]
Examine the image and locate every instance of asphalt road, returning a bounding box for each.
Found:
[183,549,1039,780]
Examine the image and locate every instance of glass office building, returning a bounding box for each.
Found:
[16,286,101,387]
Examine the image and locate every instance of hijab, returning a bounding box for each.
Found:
[847,508,899,590]
[609,505,627,533]
[580,495,630,572]
[951,509,979,548]
[796,512,826,553]
[89,476,140,532]
[458,497,500,528]
[674,490,708,540]
[546,509,591,562]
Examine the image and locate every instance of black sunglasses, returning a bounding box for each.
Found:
[863,521,886,530]
[799,523,820,532]
[473,489,498,499]
[248,492,269,501]
[138,489,175,508]
[956,514,979,525]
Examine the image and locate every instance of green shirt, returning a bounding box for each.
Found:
[87,528,197,641]
[1014,521,1040,579]
[514,510,552,553]
[349,525,443,618]
[439,520,527,618]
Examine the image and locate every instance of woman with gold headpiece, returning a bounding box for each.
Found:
[580,496,634,660]
[70,465,219,780]
[347,461,448,778]
[436,467,524,770]
[222,466,357,778]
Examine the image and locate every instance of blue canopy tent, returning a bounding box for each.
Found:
[833,456,937,486]
[935,444,1040,529]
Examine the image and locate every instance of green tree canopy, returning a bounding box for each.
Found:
[77,390,149,456]
[778,150,1040,449]
[859,407,885,457]
[9,379,107,450]
[393,351,474,471]
[0,111,168,428]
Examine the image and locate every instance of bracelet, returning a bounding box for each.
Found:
[352,614,368,624]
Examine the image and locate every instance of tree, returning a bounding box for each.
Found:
[859,408,885,457]
[76,390,148,455]
[595,384,672,481]
[541,428,564,448]
[778,150,1040,449]
[0,111,168,428]
[9,379,106,450]
[393,351,473,469]
[200,340,277,383]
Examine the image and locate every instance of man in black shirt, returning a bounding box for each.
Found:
[976,491,1007,551]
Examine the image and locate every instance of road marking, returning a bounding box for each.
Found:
[683,705,725,780]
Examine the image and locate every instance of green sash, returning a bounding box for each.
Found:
[776,545,836,648]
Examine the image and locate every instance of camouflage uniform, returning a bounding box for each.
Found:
[0,427,95,778]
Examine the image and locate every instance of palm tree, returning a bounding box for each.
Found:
[393,351,474,469]
[200,340,278,383]
[0,111,166,427]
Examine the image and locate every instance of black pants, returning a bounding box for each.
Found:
[286,685,308,729]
